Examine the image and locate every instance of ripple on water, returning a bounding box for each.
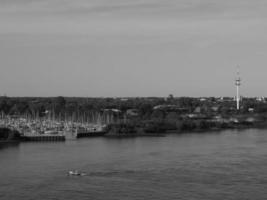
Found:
[0,129,267,200]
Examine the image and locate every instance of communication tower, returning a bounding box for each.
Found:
[235,66,241,110]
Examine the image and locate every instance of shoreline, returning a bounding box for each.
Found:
[1,124,266,143]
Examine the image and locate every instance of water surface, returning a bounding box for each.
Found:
[0,129,266,200]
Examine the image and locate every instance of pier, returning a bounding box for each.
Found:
[76,131,106,138]
[20,135,65,142]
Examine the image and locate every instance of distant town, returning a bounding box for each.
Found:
[1,95,267,141]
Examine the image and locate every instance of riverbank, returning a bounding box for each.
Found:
[1,113,267,141]
[104,117,267,137]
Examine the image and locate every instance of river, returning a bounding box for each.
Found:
[0,129,266,200]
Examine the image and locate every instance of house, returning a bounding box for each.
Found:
[248,108,254,113]
[126,109,139,117]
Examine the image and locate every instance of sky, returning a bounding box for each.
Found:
[0,0,267,97]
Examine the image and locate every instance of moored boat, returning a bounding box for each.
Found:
[76,125,107,138]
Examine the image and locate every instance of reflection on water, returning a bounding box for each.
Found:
[0,129,267,200]
[0,142,19,150]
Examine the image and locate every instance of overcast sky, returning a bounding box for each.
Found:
[0,0,267,97]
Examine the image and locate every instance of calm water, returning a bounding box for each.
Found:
[0,129,267,200]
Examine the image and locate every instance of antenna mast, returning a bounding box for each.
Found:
[235,66,241,110]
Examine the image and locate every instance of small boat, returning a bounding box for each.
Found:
[68,170,86,176]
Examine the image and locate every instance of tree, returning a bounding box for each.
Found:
[151,110,165,121]
[53,96,66,115]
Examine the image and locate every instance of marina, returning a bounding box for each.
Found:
[0,115,108,142]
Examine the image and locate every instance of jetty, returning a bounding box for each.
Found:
[20,135,65,142]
